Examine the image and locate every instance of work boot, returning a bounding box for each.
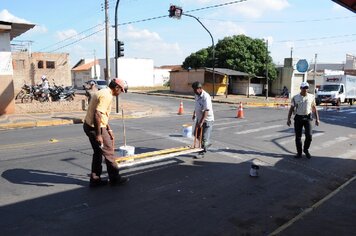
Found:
[304,150,312,159]
[294,153,302,159]
[110,176,130,186]
[194,151,205,159]
[89,178,108,187]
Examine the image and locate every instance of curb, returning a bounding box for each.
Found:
[0,109,153,130]
[132,91,290,107]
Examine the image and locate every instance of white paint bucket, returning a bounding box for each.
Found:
[182,124,193,138]
[118,145,135,157]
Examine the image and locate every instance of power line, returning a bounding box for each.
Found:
[118,0,249,26]
[185,0,248,14]
[291,38,356,49]
[49,27,105,53]
[39,23,105,51]
[275,33,356,43]
[200,15,356,24]
[43,0,249,52]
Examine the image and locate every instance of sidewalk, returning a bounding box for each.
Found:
[0,100,153,130]
[0,92,289,130]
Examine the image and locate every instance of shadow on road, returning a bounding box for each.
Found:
[2,168,87,187]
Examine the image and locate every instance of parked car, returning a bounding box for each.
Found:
[86,79,108,90]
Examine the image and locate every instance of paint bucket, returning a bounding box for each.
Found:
[182,124,193,138]
[118,145,135,157]
[249,164,259,177]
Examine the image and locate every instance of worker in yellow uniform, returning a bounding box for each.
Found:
[83,78,129,187]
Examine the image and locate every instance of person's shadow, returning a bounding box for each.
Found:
[2,168,87,187]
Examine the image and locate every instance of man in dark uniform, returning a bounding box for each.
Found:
[287,81,320,159]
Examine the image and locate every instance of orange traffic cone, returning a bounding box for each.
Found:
[237,102,244,118]
[177,100,184,115]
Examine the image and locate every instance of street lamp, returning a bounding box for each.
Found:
[169,5,215,98]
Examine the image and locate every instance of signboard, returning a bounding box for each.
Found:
[296,59,308,73]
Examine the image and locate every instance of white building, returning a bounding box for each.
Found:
[99,58,154,87]
[72,59,100,88]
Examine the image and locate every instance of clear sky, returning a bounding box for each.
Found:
[1,0,355,67]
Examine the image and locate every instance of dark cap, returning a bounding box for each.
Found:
[192,81,202,89]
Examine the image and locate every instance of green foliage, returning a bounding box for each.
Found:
[182,35,277,81]
[182,48,209,70]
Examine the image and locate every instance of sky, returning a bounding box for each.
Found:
[1,0,355,67]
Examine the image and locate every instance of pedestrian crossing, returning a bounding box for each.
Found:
[211,115,356,161]
[318,107,356,114]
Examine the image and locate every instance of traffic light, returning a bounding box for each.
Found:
[169,5,182,19]
[115,40,124,58]
[169,5,175,17]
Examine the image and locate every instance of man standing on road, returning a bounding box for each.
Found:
[192,81,214,159]
[287,81,320,159]
[83,78,129,187]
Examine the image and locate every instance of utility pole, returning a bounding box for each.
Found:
[290,47,293,58]
[93,49,97,79]
[104,0,110,82]
[313,53,317,94]
[265,39,269,100]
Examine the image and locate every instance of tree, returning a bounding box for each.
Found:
[182,35,277,81]
[182,48,209,70]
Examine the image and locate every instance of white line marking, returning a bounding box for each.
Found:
[214,120,248,126]
[257,129,294,139]
[235,125,283,134]
[278,133,324,145]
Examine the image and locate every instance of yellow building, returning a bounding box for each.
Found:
[170,67,264,96]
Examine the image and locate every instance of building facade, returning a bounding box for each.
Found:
[0,20,34,115]
[12,51,71,93]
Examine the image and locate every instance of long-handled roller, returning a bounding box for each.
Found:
[118,109,135,156]
[115,124,203,168]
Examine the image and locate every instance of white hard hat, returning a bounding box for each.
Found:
[300,81,309,88]
[41,75,47,80]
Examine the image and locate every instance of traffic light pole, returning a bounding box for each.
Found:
[115,0,120,113]
[182,13,215,99]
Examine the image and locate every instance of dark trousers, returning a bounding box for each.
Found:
[294,115,313,154]
[83,123,119,181]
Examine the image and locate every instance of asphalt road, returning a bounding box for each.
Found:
[0,94,355,236]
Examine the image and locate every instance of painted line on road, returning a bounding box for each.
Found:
[235,124,283,135]
[214,120,248,126]
[268,175,356,236]
[257,129,294,139]
[312,136,350,151]
[278,133,324,145]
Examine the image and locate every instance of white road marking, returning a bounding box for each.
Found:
[312,136,350,151]
[214,120,248,126]
[235,125,283,135]
[257,129,294,139]
[278,133,324,145]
